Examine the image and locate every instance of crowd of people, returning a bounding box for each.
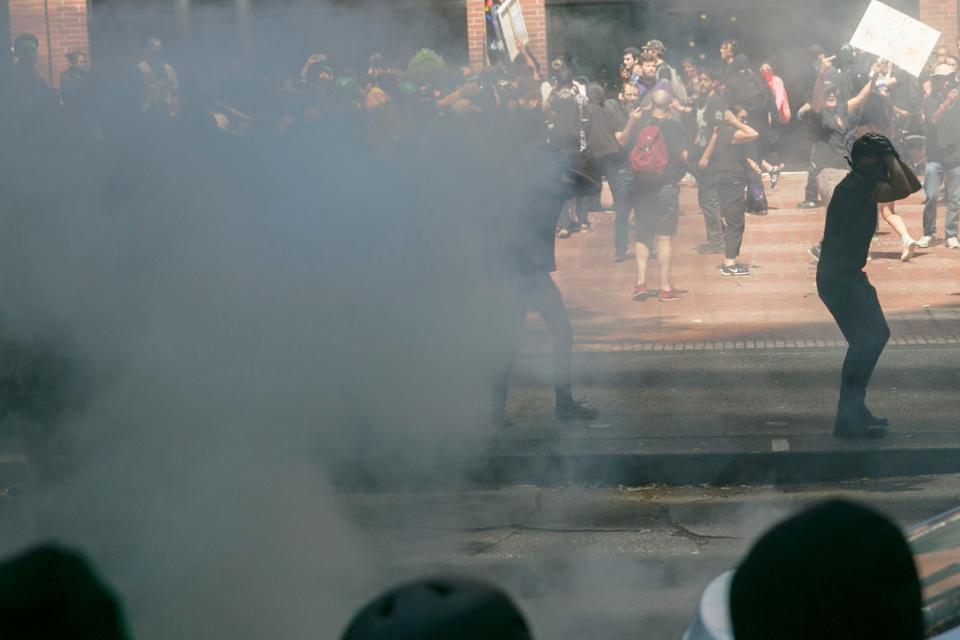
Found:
[9,32,960,283]
[4,24,959,429]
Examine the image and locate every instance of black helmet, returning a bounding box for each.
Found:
[342,576,532,640]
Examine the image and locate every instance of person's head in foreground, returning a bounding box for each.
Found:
[342,575,532,640]
[849,132,899,183]
[730,499,922,640]
[0,543,131,640]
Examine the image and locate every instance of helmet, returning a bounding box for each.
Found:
[342,576,532,640]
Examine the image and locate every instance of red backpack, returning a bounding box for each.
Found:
[629,123,669,178]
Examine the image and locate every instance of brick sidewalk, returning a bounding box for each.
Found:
[523,173,960,353]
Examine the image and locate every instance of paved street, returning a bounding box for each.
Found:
[494,174,960,485]
[339,475,960,640]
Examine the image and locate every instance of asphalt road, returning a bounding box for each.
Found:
[339,475,960,640]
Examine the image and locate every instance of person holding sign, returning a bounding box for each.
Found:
[817,133,921,438]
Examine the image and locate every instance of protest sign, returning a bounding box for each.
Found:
[497,0,529,62]
[849,0,940,77]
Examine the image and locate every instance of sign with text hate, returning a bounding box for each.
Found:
[849,0,940,77]
[497,0,529,62]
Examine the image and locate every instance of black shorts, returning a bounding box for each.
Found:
[633,182,679,245]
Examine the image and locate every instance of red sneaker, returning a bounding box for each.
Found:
[658,288,684,302]
[631,284,648,301]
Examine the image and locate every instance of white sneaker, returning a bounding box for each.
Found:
[948,237,960,249]
[915,235,933,248]
[901,239,917,262]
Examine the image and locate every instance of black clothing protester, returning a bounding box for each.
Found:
[709,126,749,259]
[816,171,889,426]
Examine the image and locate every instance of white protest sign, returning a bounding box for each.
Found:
[497,0,529,62]
[849,0,940,77]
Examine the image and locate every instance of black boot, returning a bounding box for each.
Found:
[833,406,887,439]
[860,406,889,428]
[555,386,598,420]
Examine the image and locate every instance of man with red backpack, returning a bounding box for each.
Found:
[617,89,687,301]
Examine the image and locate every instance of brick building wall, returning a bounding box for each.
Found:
[467,0,546,71]
[920,0,959,50]
[7,0,89,88]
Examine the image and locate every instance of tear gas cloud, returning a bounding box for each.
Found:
[0,2,526,638]
[0,0,916,637]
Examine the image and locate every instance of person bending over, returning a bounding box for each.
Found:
[816,133,920,438]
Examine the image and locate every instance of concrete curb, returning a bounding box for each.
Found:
[521,335,960,356]
[473,445,960,487]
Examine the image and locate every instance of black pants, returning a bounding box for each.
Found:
[817,271,890,418]
[805,163,820,203]
[493,271,574,413]
[716,175,747,260]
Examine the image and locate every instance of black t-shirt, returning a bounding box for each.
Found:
[924,93,960,167]
[693,94,724,149]
[809,104,850,170]
[817,171,878,275]
[707,126,747,180]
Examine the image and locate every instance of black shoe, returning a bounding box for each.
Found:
[697,242,724,254]
[556,396,598,420]
[614,252,626,263]
[720,263,750,276]
[798,200,819,209]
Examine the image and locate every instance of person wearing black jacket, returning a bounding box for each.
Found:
[817,133,920,438]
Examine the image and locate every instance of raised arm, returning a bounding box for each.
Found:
[616,108,643,146]
[812,55,835,113]
[724,110,759,143]
[846,68,876,115]
[874,155,921,203]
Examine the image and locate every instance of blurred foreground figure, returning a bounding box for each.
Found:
[0,544,131,639]
[731,499,922,640]
[342,576,532,640]
[493,81,597,427]
[816,133,920,438]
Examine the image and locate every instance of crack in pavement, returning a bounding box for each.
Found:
[469,489,543,555]
[658,504,742,545]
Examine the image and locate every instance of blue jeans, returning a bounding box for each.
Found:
[612,168,635,255]
[922,161,960,239]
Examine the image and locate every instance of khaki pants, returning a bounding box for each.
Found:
[816,168,848,209]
